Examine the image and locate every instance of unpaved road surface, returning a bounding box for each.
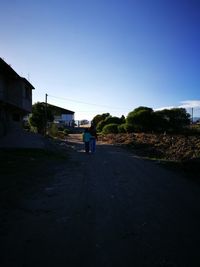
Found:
[1,135,200,267]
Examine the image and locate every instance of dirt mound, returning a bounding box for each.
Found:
[99,133,200,161]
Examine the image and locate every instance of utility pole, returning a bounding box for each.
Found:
[45,93,48,136]
[191,107,194,124]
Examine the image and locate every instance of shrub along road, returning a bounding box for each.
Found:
[1,134,200,267]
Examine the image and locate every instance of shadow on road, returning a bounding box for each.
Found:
[1,134,200,267]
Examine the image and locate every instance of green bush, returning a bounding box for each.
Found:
[92,113,110,127]
[118,124,127,133]
[104,116,123,125]
[124,123,135,133]
[96,115,125,132]
[96,120,107,132]
[29,102,54,135]
[102,123,119,134]
[126,109,154,132]
[48,123,58,137]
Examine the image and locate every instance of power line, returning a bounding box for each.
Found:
[48,94,129,111]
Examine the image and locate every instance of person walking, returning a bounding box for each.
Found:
[89,125,98,153]
[82,128,91,153]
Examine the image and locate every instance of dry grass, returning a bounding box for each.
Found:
[99,133,200,161]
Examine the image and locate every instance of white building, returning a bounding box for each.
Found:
[44,103,75,127]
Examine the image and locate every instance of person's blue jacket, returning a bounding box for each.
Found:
[82,132,91,142]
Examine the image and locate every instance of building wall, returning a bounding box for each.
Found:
[0,101,25,136]
[0,75,33,137]
[6,78,22,107]
[0,75,32,113]
[54,113,75,127]
[0,74,5,100]
[61,114,74,122]
[22,82,32,112]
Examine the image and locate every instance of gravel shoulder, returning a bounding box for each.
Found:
[1,134,200,267]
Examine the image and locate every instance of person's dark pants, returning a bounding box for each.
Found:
[85,142,90,153]
[90,137,96,153]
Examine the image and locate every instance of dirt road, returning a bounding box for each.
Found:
[1,135,200,266]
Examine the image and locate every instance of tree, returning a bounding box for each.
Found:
[92,106,191,134]
[154,108,191,132]
[118,123,127,133]
[102,123,119,134]
[167,108,190,130]
[152,110,168,132]
[104,116,124,125]
[120,115,126,124]
[96,115,125,132]
[96,119,107,132]
[91,113,110,127]
[126,106,154,132]
[29,102,54,134]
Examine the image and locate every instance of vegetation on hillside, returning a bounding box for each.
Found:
[92,106,192,134]
[93,107,200,169]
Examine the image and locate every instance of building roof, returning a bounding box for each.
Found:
[21,77,35,89]
[0,57,35,89]
[41,102,75,114]
[0,57,20,78]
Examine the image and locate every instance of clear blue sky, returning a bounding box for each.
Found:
[1,0,200,120]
